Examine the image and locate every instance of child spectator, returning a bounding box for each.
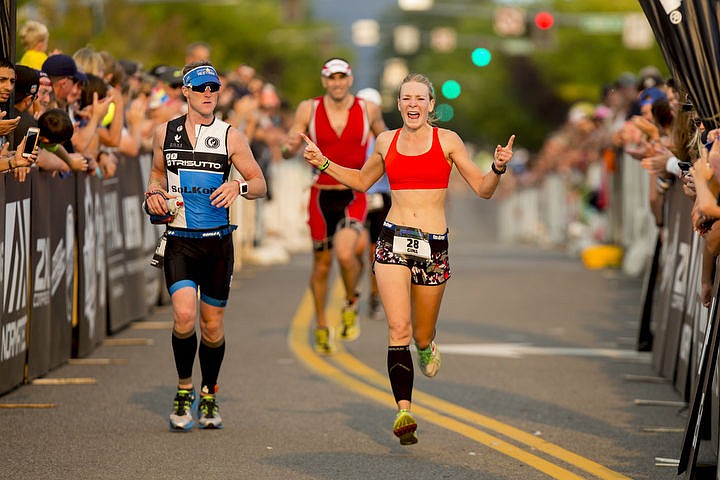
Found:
[18,21,49,70]
[36,107,87,173]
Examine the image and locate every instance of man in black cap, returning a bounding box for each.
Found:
[10,64,40,150]
[41,53,86,109]
[8,64,80,174]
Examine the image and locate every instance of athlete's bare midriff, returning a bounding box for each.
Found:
[385,188,448,234]
[313,182,352,190]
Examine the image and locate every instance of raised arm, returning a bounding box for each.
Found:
[280,99,312,159]
[225,127,266,201]
[301,131,386,192]
[144,123,171,216]
[451,130,514,199]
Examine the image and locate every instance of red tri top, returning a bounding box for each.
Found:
[384,127,451,190]
[309,96,370,186]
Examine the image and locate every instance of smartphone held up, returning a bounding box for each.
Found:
[22,127,39,158]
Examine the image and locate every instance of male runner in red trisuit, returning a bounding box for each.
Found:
[283,58,386,353]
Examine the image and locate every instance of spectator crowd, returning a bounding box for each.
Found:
[3,24,292,195]
[497,63,720,291]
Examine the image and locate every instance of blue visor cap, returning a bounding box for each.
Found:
[183,65,221,88]
[639,87,666,107]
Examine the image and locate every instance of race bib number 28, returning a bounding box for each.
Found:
[392,227,431,260]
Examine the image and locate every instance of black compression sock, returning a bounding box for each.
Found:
[199,337,226,395]
[172,329,197,384]
[387,345,413,404]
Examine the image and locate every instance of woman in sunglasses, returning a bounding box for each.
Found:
[144,61,267,431]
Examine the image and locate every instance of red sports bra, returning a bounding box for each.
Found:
[384,127,451,190]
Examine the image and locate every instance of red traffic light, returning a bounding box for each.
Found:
[534,11,554,30]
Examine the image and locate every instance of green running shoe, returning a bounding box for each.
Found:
[197,395,223,429]
[314,327,336,354]
[393,409,418,445]
[169,388,197,431]
[340,299,360,341]
[368,293,382,320]
[416,340,441,377]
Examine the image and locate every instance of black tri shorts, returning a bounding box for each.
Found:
[163,234,234,307]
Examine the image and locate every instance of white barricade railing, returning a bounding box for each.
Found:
[620,154,657,276]
[499,155,656,276]
[232,157,312,267]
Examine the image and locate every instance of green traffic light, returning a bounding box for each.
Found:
[435,103,454,122]
[472,48,491,67]
[441,80,461,99]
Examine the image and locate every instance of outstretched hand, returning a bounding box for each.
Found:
[693,141,715,182]
[300,133,326,169]
[0,110,20,136]
[493,134,515,168]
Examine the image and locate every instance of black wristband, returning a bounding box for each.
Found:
[491,162,507,175]
[145,190,166,199]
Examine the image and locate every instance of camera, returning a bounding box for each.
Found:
[678,161,692,172]
[150,232,167,268]
[22,127,40,158]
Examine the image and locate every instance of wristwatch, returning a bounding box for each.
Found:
[234,179,249,196]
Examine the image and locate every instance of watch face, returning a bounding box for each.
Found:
[241,183,248,195]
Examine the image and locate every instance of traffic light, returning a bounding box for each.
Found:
[471,48,492,67]
[441,80,461,99]
[531,11,556,50]
[434,103,454,122]
[534,11,554,30]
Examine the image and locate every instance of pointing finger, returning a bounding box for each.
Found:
[300,133,314,147]
[506,134,515,149]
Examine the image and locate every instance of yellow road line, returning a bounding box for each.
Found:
[0,403,57,409]
[289,287,631,479]
[336,351,630,480]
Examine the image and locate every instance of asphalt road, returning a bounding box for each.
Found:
[0,182,699,480]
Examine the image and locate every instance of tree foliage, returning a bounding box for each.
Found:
[16,0,351,106]
[16,0,668,150]
[377,0,667,150]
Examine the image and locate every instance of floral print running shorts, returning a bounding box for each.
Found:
[373,221,451,286]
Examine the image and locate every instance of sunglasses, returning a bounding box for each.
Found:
[188,82,220,93]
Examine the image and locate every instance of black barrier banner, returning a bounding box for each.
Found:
[637,234,660,352]
[137,152,164,309]
[104,156,148,333]
[678,270,720,476]
[27,170,52,380]
[677,232,704,400]
[102,174,127,329]
[0,174,30,394]
[74,175,106,357]
[48,174,75,369]
[652,183,693,379]
[119,156,148,326]
[143,223,165,309]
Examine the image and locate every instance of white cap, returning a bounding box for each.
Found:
[321,58,352,77]
[356,87,382,106]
